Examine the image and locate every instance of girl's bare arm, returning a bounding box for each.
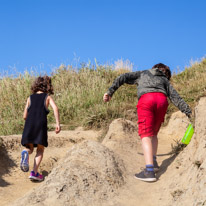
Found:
[48,96,61,133]
[23,97,30,120]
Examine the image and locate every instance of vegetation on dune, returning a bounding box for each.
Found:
[166,58,206,124]
[0,58,206,135]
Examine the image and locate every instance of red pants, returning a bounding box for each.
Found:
[137,92,168,138]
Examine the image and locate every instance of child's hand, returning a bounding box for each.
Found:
[55,124,61,134]
[186,111,192,119]
[103,93,111,102]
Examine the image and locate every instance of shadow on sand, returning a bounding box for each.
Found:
[156,154,177,179]
[0,137,17,187]
[138,152,178,179]
[42,170,49,177]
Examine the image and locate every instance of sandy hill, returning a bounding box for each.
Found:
[1,98,206,206]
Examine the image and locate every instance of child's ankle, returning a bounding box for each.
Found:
[146,164,154,172]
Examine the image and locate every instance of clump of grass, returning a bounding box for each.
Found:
[171,189,184,199]
[170,139,187,155]
[193,160,202,168]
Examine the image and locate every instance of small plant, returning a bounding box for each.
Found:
[193,160,202,168]
[170,139,187,155]
[171,189,183,199]
[114,58,133,72]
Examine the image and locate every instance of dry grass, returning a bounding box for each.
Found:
[0,73,34,134]
[170,139,187,155]
[0,64,136,135]
[0,58,206,135]
[165,58,206,124]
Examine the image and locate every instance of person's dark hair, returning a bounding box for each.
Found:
[31,76,54,94]
[152,63,171,80]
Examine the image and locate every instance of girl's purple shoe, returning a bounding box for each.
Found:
[29,171,36,180]
[29,171,44,182]
[35,173,44,181]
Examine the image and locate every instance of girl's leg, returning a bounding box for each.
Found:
[25,143,34,166]
[24,143,34,155]
[21,144,33,172]
[33,144,44,174]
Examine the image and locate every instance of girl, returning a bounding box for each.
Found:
[103,63,191,182]
[20,76,60,181]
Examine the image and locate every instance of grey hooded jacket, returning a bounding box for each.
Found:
[107,68,192,116]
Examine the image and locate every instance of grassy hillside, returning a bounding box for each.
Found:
[167,58,206,123]
[0,58,206,135]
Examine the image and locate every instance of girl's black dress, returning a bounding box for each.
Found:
[21,93,49,147]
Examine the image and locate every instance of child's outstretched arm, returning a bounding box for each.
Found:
[48,96,61,134]
[167,82,192,118]
[23,97,30,120]
[103,71,141,102]
[106,71,141,98]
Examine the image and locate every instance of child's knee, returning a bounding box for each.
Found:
[26,144,34,154]
[37,145,44,154]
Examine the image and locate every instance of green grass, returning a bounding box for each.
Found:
[0,58,206,135]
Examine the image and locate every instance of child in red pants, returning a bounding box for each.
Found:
[103,63,191,182]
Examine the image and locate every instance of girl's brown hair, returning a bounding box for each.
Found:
[152,63,171,80]
[31,76,54,94]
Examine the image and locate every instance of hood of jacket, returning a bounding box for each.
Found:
[148,68,167,78]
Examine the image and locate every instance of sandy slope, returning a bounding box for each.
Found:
[1,102,204,206]
[102,113,189,206]
[0,128,102,205]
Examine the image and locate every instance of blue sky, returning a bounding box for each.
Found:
[0,0,206,75]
